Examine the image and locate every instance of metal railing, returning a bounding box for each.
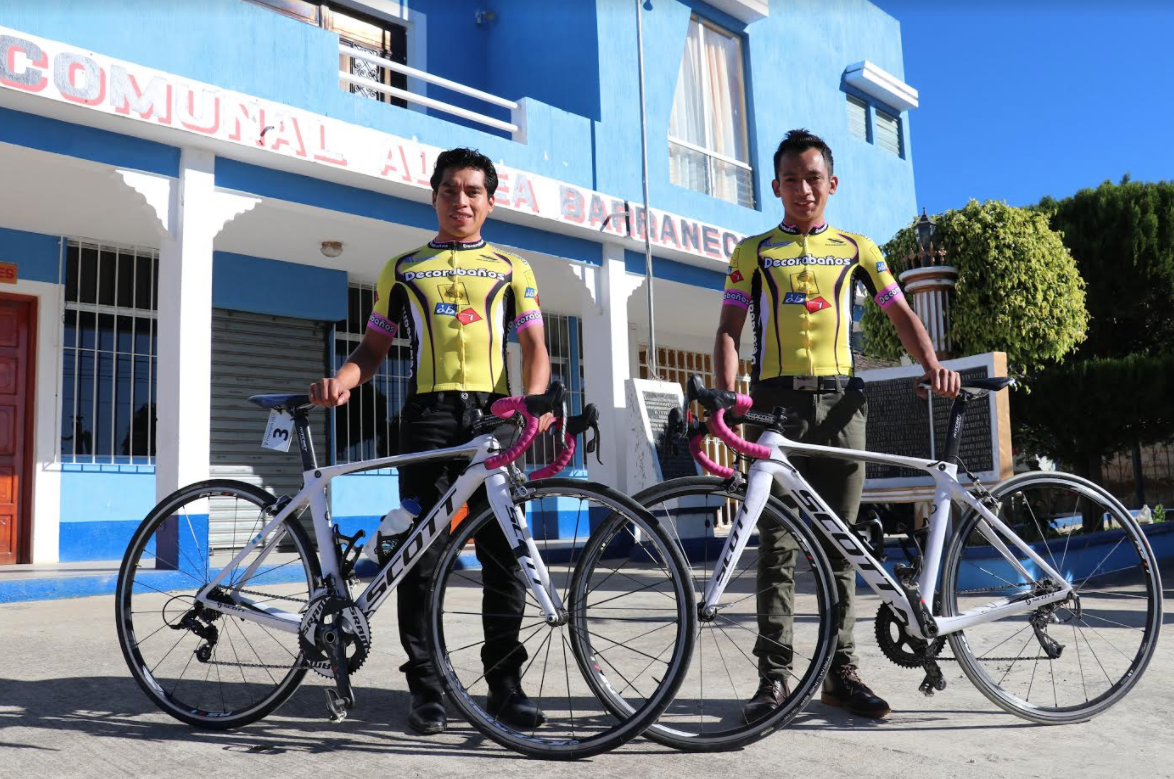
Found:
[338,43,518,134]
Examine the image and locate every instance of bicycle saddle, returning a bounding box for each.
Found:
[248,393,311,409]
[959,377,1016,395]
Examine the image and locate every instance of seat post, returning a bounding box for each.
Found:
[942,393,971,463]
[293,411,318,471]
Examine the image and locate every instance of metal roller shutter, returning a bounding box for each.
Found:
[209,309,329,550]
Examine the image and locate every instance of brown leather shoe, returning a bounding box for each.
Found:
[820,664,890,718]
[742,677,791,723]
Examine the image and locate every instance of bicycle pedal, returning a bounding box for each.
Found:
[324,689,349,723]
[918,662,947,697]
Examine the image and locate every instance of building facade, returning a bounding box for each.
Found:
[0,0,918,564]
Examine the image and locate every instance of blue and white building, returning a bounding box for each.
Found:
[0,0,919,564]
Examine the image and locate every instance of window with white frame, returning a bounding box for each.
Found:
[60,240,158,464]
[669,16,754,209]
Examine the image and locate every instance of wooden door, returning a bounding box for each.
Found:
[0,295,35,565]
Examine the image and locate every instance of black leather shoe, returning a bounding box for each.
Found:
[820,664,890,718]
[743,677,791,722]
[407,692,447,735]
[487,681,547,729]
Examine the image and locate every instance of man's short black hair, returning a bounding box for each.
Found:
[430,147,499,197]
[773,129,834,178]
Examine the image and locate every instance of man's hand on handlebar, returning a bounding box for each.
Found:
[916,366,961,400]
[310,377,351,407]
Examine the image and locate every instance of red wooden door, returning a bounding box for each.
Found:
[0,295,34,565]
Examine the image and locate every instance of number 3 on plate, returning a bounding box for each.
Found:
[261,409,295,452]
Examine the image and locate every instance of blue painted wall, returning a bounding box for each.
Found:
[0,225,60,283]
[1,0,917,243]
[0,106,180,177]
[58,466,156,561]
[213,251,348,321]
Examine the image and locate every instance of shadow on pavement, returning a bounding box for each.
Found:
[0,674,541,759]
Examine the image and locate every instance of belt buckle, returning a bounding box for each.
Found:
[793,376,819,392]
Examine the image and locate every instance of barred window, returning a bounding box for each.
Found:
[331,282,413,464]
[331,286,584,470]
[60,240,158,463]
[524,313,585,469]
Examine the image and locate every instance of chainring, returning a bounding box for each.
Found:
[299,594,372,679]
[875,603,945,669]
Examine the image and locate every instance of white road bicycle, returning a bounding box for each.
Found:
[115,384,696,760]
[610,375,1162,751]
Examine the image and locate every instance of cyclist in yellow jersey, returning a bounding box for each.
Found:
[311,148,551,736]
[368,237,543,395]
[712,130,960,722]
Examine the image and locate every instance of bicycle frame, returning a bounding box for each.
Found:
[702,429,1073,641]
[191,414,564,634]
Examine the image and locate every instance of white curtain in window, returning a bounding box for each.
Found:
[703,24,747,204]
[669,20,707,193]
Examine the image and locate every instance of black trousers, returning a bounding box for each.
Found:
[396,391,528,697]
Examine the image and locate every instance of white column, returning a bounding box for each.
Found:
[154,149,217,501]
[574,243,644,492]
[117,150,259,501]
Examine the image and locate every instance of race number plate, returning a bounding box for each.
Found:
[261,408,295,452]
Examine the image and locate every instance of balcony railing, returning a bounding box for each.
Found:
[338,43,519,134]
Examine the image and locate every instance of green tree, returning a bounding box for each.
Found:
[1019,180,1174,511]
[862,200,1088,375]
[1042,178,1174,359]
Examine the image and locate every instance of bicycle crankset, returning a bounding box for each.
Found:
[875,603,945,669]
[299,593,372,678]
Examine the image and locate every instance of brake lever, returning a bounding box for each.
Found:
[586,422,602,464]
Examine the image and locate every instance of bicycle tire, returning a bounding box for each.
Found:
[942,471,1163,723]
[115,479,320,730]
[428,478,696,759]
[608,476,838,751]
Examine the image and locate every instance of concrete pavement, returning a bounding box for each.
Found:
[1,580,1172,779]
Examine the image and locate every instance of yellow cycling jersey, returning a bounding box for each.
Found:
[723,222,904,381]
[367,238,543,395]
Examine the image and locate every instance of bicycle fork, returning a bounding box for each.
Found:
[485,471,566,625]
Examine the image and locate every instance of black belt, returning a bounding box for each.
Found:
[757,375,861,393]
[412,391,502,406]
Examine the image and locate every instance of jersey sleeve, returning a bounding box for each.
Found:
[509,254,544,333]
[858,238,904,310]
[722,239,754,310]
[367,258,403,337]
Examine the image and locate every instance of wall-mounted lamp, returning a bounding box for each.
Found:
[320,240,344,258]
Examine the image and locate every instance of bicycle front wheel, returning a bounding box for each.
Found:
[621,476,838,752]
[115,479,320,729]
[942,471,1163,723]
[429,478,696,760]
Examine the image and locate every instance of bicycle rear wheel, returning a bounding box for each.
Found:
[615,476,837,751]
[942,472,1163,723]
[115,480,319,729]
[429,478,695,759]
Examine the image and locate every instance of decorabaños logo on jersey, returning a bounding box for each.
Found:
[763,256,852,269]
[404,268,506,281]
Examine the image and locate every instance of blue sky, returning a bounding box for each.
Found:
[872,1,1174,214]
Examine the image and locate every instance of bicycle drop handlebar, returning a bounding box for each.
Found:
[484,383,601,477]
